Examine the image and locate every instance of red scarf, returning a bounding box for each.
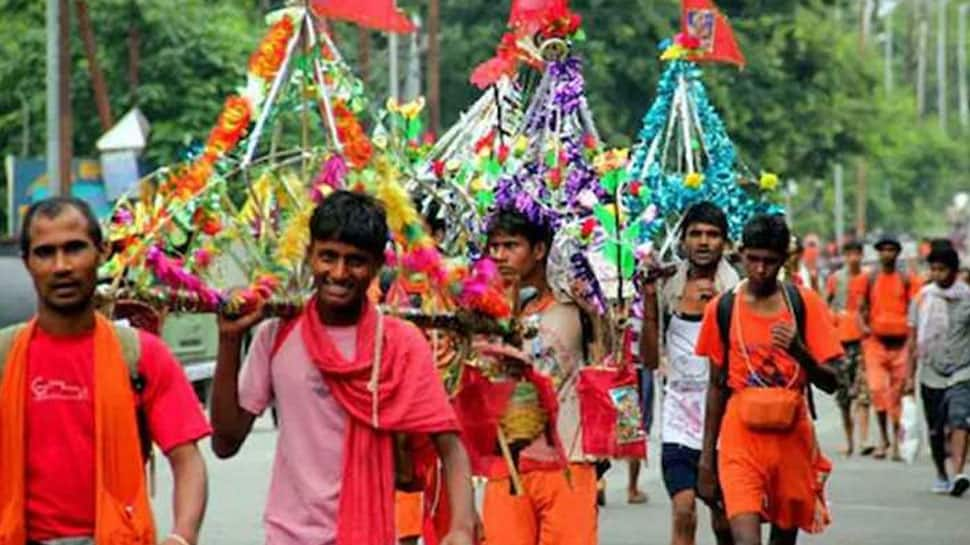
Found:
[300,298,459,545]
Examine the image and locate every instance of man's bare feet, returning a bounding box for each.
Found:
[860,445,876,456]
[839,444,854,458]
[628,489,648,504]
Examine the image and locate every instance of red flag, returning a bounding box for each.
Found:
[311,0,415,34]
[681,0,746,68]
[508,0,567,33]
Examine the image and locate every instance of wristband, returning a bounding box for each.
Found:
[167,534,192,545]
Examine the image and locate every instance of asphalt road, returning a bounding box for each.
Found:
[152,398,968,545]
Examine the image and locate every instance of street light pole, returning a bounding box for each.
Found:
[959,3,969,128]
[46,0,71,197]
[938,0,948,133]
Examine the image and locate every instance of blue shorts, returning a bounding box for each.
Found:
[639,368,655,433]
[661,443,701,498]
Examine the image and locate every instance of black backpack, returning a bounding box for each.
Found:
[715,282,818,419]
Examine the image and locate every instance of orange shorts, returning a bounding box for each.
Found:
[395,491,423,540]
[718,395,820,532]
[863,338,908,419]
[482,463,598,545]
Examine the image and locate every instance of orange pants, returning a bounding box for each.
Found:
[863,338,908,420]
[718,396,820,532]
[482,463,598,545]
[395,491,423,540]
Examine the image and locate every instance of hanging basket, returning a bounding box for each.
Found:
[499,380,549,444]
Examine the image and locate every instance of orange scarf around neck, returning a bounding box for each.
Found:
[0,314,155,545]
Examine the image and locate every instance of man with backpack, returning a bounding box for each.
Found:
[1,197,211,545]
[639,202,738,545]
[825,241,870,456]
[481,208,598,545]
[695,215,840,545]
[210,191,475,545]
[907,246,970,496]
[861,236,921,461]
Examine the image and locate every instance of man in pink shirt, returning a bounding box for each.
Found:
[210,190,475,545]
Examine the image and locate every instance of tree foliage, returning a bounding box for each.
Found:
[0,0,966,239]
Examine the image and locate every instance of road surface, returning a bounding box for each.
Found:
[152,398,966,544]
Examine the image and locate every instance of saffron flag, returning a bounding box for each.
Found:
[311,0,415,34]
[681,0,746,68]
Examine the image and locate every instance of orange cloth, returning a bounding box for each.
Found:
[695,286,841,532]
[696,286,844,391]
[482,463,597,545]
[0,316,155,545]
[866,272,919,338]
[718,398,822,532]
[395,491,424,540]
[863,337,908,419]
[826,272,866,343]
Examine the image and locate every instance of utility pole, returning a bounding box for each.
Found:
[918,18,929,117]
[426,0,441,136]
[939,0,949,133]
[76,0,113,132]
[404,14,422,101]
[357,28,371,85]
[856,0,870,237]
[127,0,140,102]
[885,15,894,93]
[47,0,72,196]
[834,163,845,245]
[960,4,969,127]
[388,32,400,102]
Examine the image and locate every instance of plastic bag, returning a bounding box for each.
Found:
[899,395,922,465]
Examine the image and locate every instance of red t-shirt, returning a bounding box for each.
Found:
[25,328,212,541]
[696,286,844,391]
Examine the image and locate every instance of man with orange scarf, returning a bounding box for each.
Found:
[0,197,210,545]
[211,190,475,545]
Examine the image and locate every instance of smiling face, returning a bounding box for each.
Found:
[24,207,105,316]
[308,238,381,317]
[682,221,726,269]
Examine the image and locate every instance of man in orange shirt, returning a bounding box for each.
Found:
[825,241,868,456]
[696,215,840,545]
[861,236,920,460]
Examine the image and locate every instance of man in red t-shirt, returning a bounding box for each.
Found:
[861,236,920,461]
[1,197,210,545]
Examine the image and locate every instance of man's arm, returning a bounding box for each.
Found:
[788,341,840,394]
[432,432,476,545]
[697,362,727,506]
[163,443,207,545]
[640,284,661,370]
[210,311,263,458]
[905,326,918,394]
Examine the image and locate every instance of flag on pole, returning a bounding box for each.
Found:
[311,0,415,33]
[681,0,746,67]
[509,0,567,33]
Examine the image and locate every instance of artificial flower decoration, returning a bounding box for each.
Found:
[759,171,780,191]
[592,148,629,176]
[683,171,704,189]
[248,16,295,80]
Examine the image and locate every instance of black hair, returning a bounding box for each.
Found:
[927,246,960,272]
[486,208,554,249]
[741,214,790,256]
[930,238,954,252]
[680,201,729,241]
[309,190,389,259]
[423,199,446,235]
[842,240,864,253]
[20,196,103,257]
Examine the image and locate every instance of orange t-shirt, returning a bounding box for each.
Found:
[826,271,866,343]
[696,286,844,391]
[867,272,920,338]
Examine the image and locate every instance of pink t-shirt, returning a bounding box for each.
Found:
[240,318,356,545]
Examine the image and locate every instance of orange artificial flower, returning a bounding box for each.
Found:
[204,95,251,160]
[249,17,295,80]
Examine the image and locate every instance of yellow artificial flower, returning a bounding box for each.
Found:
[759,172,780,191]
[684,172,704,189]
[275,206,312,268]
[660,44,688,62]
[513,135,529,156]
[386,97,401,114]
[398,97,426,120]
[593,148,630,175]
